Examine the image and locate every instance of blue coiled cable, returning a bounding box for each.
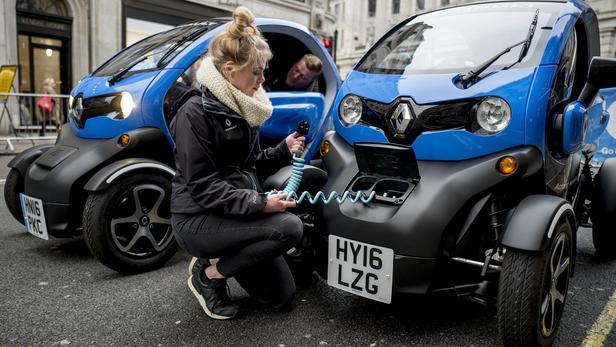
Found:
[267,155,375,204]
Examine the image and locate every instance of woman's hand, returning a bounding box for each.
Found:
[264,193,296,213]
[285,132,305,155]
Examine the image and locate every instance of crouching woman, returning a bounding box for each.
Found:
[170,7,305,320]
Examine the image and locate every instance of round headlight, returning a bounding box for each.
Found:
[339,94,362,126]
[120,92,135,118]
[475,97,511,134]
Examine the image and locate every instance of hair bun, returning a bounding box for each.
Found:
[229,6,257,39]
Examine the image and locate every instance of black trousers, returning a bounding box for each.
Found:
[171,212,303,308]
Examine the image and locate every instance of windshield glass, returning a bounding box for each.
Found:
[92,22,218,77]
[357,2,563,75]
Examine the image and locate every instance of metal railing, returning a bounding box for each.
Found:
[0,92,69,151]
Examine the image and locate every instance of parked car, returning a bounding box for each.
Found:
[4,18,340,274]
[307,1,616,346]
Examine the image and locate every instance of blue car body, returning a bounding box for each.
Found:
[69,18,339,160]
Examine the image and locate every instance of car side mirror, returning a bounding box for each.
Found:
[577,57,616,107]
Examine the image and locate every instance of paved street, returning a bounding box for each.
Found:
[1,154,615,346]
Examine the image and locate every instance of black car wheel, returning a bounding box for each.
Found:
[498,217,572,347]
[83,173,177,274]
[4,168,25,225]
[592,159,616,259]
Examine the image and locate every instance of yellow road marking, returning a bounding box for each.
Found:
[582,289,616,347]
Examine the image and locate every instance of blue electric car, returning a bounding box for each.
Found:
[4,18,339,274]
[308,1,616,346]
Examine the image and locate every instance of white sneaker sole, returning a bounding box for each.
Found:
[187,276,234,320]
[188,257,198,276]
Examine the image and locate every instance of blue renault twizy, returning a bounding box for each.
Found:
[307,1,616,346]
[4,18,339,274]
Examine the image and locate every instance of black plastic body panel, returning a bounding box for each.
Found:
[8,144,54,177]
[21,124,173,237]
[500,195,575,252]
[315,132,543,294]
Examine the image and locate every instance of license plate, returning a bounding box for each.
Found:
[19,193,49,240]
[327,235,394,303]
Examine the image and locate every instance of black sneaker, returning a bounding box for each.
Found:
[187,275,239,320]
[188,257,210,277]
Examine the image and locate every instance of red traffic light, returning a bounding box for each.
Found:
[322,37,331,48]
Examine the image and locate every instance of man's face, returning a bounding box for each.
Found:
[285,59,318,88]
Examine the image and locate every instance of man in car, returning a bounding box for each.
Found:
[267,54,323,92]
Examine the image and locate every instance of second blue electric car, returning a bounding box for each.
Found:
[4,18,340,274]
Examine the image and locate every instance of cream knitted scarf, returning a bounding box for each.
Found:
[197,57,273,127]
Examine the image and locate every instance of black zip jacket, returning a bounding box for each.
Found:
[170,87,292,216]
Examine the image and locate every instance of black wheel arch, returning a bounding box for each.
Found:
[84,158,175,193]
[500,195,576,276]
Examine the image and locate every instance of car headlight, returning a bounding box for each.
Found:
[120,92,135,117]
[474,97,511,134]
[339,94,363,126]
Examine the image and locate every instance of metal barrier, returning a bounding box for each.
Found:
[0,92,69,152]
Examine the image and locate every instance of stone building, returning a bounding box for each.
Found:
[0,0,335,133]
[332,0,616,78]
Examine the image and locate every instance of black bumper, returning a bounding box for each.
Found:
[21,124,170,237]
[315,132,542,295]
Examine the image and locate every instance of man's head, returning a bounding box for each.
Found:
[285,54,323,88]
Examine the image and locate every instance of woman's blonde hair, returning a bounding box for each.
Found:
[208,7,272,73]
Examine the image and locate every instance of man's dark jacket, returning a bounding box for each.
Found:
[170,87,292,216]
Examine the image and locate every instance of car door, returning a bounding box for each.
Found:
[258,23,341,161]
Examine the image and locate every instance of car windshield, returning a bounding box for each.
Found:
[357,2,563,75]
[92,22,219,77]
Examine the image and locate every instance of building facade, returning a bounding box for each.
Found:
[0,0,335,134]
[332,0,616,78]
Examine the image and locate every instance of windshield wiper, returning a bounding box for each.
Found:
[458,9,539,88]
[156,29,204,68]
[108,55,149,85]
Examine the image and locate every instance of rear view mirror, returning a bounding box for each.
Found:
[577,57,616,107]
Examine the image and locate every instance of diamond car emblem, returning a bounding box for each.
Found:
[74,96,84,118]
[388,102,415,138]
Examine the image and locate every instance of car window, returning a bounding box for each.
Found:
[92,22,218,77]
[357,2,563,75]
[549,30,577,111]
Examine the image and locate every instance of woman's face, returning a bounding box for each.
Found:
[228,61,266,97]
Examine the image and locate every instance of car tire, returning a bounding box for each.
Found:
[4,169,25,225]
[591,159,616,259]
[83,173,177,274]
[497,217,573,347]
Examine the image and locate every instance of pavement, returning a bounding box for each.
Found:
[0,135,57,156]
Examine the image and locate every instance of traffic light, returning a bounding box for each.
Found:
[321,36,334,56]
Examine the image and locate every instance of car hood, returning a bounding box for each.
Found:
[334,67,537,161]
[342,68,535,105]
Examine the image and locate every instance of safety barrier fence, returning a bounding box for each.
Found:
[0,92,68,151]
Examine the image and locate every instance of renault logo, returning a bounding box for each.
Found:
[74,96,84,119]
[388,102,415,138]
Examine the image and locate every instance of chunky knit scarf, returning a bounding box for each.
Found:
[197,57,273,127]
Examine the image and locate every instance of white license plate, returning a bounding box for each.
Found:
[327,235,394,304]
[19,193,49,240]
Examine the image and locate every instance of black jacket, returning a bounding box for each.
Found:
[170,87,292,216]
